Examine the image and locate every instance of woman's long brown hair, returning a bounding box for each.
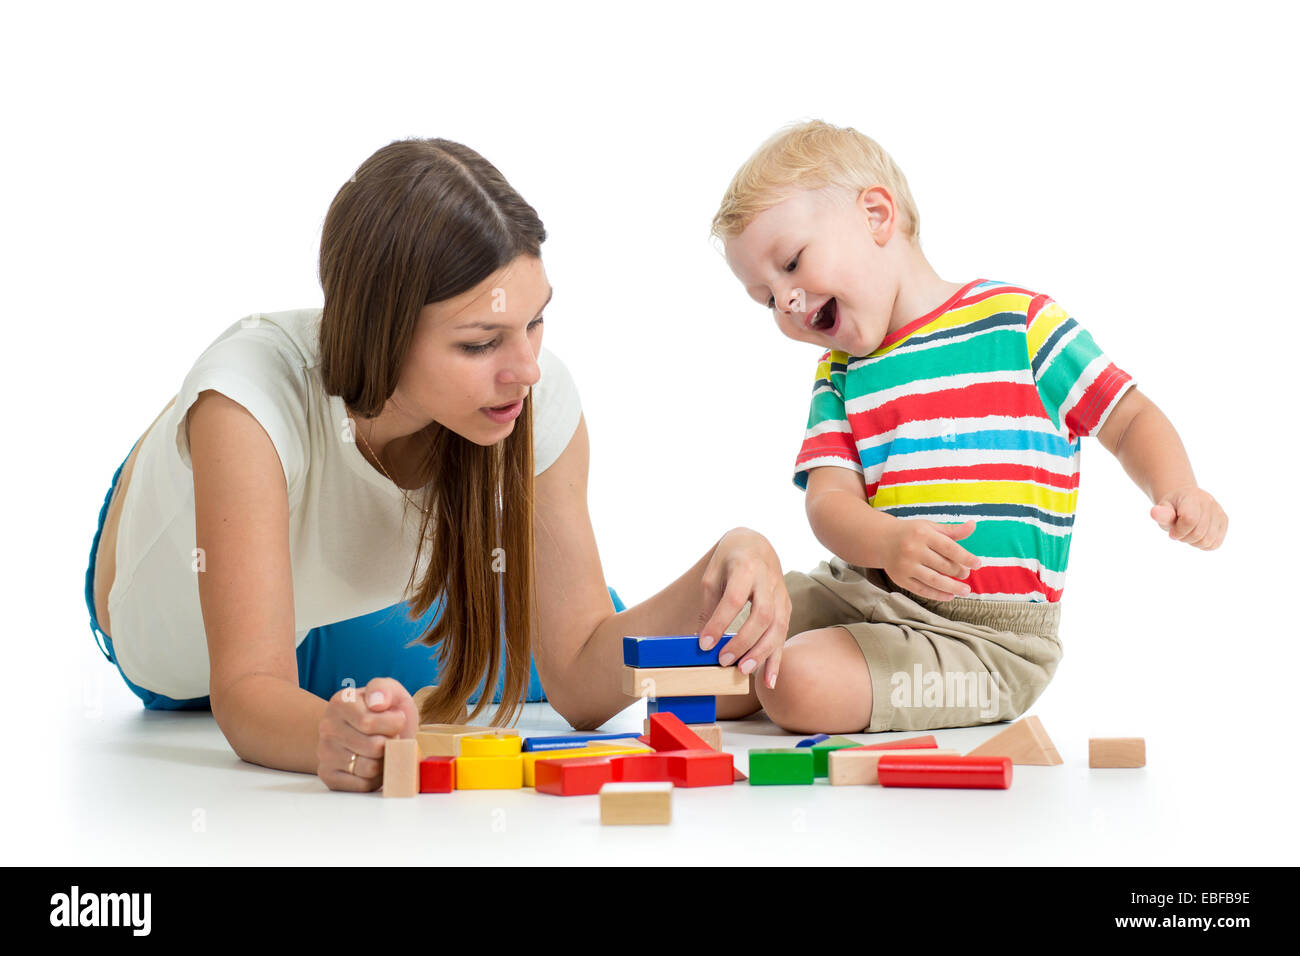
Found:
[317,138,543,729]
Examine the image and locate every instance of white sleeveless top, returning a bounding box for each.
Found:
[106,307,583,699]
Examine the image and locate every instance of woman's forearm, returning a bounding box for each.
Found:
[213,675,329,774]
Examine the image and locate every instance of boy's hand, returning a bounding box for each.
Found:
[1150,485,1228,550]
[882,518,982,601]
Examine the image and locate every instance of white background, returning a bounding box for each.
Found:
[3,0,1296,866]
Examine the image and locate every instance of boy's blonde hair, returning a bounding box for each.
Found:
[710,119,921,246]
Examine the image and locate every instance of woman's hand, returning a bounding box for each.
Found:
[696,527,792,691]
[317,677,418,792]
[882,518,982,601]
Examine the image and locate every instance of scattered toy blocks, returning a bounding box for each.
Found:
[647,712,717,752]
[967,716,1062,765]
[647,695,717,724]
[644,720,722,751]
[382,738,419,797]
[829,748,962,786]
[416,724,498,758]
[877,754,1013,789]
[522,744,647,786]
[523,731,657,752]
[419,755,456,793]
[1089,737,1145,768]
[455,755,524,789]
[622,665,750,698]
[623,634,735,668]
[600,782,673,824]
[810,736,866,777]
[748,748,815,785]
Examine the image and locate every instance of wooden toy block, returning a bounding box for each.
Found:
[623,634,735,668]
[647,712,717,752]
[522,745,646,786]
[523,731,658,752]
[967,717,1062,765]
[622,665,749,698]
[586,738,654,753]
[644,720,722,750]
[382,738,419,797]
[747,748,815,785]
[877,754,1013,789]
[454,754,524,789]
[419,755,456,793]
[796,734,830,748]
[611,752,672,782]
[666,749,734,787]
[1089,737,1145,768]
[829,748,962,786]
[534,756,616,796]
[810,736,866,777]
[647,695,717,724]
[600,782,673,825]
[416,723,498,758]
[850,734,939,751]
[459,731,523,757]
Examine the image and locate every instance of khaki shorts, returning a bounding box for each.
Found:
[733,557,1063,733]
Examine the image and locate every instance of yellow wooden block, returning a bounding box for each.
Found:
[454,755,524,789]
[522,746,647,787]
[587,738,653,753]
[416,724,498,758]
[460,732,523,757]
[622,665,749,698]
[600,782,672,824]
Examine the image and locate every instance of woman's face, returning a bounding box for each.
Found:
[398,254,550,445]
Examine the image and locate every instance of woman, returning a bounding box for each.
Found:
[85,137,791,792]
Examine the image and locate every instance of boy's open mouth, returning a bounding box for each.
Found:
[810,297,838,332]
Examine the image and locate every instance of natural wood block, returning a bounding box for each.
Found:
[644,720,722,750]
[382,738,419,797]
[416,724,498,758]
[829,748,962,786]
[1089,737,1145,768]
[600,782,673,824]
[622,665,750,698]
[967,716,1063,765]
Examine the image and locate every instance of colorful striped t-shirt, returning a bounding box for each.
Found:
[793,278,1135,602]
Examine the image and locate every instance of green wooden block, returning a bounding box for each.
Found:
[747,748,814,785]
[810,736,864,777]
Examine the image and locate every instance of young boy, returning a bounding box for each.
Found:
[710,120,1227,734]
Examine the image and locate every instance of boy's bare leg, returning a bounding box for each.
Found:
[749,626,873,734]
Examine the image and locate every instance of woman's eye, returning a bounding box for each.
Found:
[461,316,544,354]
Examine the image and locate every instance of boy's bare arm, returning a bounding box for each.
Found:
[1096,387,1228,549]
[804,466,980,600]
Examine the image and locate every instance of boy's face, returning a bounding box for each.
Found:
[723,185,903,356]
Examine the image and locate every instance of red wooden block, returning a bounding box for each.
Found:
[636,734,651,746]
[877,754,1012,790]
[846,735,939,752]
[666,749,733,787]
[611,752,671,782]
[648,712,716,752]
[733,766,747,782]
[534,756,615,796]
[419,755,456,793]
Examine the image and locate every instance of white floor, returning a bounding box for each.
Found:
[12,662,1294,866]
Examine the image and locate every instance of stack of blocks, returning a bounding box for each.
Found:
[623,633,748,730]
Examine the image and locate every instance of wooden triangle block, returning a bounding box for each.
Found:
[966,715,1062,765]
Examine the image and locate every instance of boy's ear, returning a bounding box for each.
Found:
[857,186,897,242]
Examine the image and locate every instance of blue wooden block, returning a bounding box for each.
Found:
[647,695,717,724]
[796,734,830,748]
[623,634,735,668]
[522,732,645,753]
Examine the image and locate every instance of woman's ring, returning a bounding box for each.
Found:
[347,752,358,775]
